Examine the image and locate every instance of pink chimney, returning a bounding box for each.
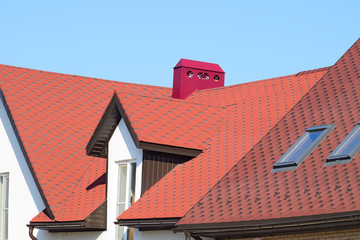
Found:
[172,59,225,99]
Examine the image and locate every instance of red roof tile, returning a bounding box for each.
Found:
[177,39,360,226]
[118,67,329,220]
[0,65,171,222]
[117,93,227,150]
[0,54,330,225]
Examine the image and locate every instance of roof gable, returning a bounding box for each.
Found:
[87,92,227,158]
[0,64,171,222]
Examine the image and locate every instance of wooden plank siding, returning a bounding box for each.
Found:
[141,150,193,195]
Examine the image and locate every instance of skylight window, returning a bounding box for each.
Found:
[327,122,360,163]
[273,124,335,170]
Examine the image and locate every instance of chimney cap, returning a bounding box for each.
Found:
[174,58,224,73]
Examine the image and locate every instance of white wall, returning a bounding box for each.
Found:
[107,119,143,239]
[0,97,51,239]
[48,230,210,240]
[47,231,104,240]
[108,119,143,201]
[134,229,186,240]
[108,120,189,240]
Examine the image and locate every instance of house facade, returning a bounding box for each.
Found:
[0,39,359,240]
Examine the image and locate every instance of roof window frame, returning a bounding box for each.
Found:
[273,124,335,171]
[326,121,360,165]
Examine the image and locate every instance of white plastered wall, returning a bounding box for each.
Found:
[107,118,143,239]
[108,119,143,201]
[134,229,186,240]
[108,120,188,240]
[0,97,50,239]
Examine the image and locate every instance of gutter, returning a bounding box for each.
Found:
[175,211,360,239]
[27,221,86,231]
[116,217,181,230]
[28,202,106,233]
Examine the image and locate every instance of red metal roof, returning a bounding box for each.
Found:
[118,67,329,220]
[174,59,224,72]
[177,39,360,226]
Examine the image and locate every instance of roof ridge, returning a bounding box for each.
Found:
[295,66,332,76]
[192,66,331,95]
[0,64,171,90]
[126,92,227,109]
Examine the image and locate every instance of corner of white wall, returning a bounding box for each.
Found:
[107,119,143,238]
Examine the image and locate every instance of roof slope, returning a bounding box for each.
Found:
[118,67,329,220]
[0,58,330,224]
[177,39,360,226]
[0,64,171,222]
[116,93,227,150]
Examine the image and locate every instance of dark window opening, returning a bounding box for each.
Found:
[186,71,193,78]
[197,72,209,80]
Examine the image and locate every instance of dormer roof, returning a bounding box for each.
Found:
[87,92,227,159]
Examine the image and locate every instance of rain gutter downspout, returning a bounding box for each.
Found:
[184,230,203,240]
[28,225,37,240]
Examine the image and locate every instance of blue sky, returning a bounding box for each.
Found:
[0,1,359,87]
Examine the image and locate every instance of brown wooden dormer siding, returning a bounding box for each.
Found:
[141,150,193,195]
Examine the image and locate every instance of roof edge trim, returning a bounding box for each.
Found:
[27,221,85,231]
[0,88,54,220]
[139,141,202,157]
[86,93,140,157]
[29,202,107,231]
[175,211,360,238]
[174,59,224,73]
[115,217,181,230]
